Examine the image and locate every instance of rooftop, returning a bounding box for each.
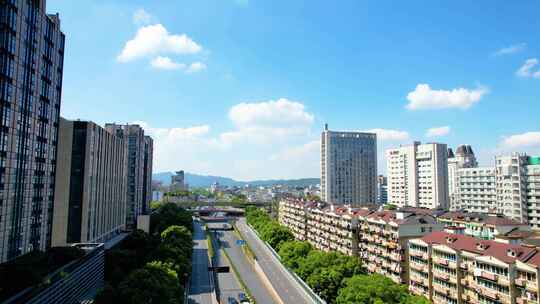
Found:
[419,231,538,265]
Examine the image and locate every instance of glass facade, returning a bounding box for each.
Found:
[0,0,64,262]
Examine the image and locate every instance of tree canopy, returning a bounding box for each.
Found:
[96,203,193,304]
[117,261,183,304]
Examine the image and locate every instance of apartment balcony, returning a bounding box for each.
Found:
[409,250,429,260]
[433,284,458,300]
[410,274,429,287]
[476,270,511,286]
[409,285,429,298]
[389,252,403,262]
[477,286,511,304]
[432,269,449,281]
[432,256,457,269]
[516,279,539,292]
[463,287,476,300]
[517,298,539,304]
[410,262,429,273]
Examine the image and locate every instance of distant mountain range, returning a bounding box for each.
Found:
[152,171,320,188]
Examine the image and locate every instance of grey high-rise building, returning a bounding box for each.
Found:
[52,119,127,246]
[142,136,153,213]
[105,124,151,229]
[0,1,65,263]
[321,124,377,206]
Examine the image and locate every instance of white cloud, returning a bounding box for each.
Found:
[516,58,540,78]
[117,24,202,62]
[132,8,154,26]
[500,132,540,148]
[363,128,410,141]
[426,126,451,137]
[134,99,319,179]
[406,84,488,110]
[229,98,314,128]
[186,62,207,73]
[492,43,527,57]
[150,56,186,70]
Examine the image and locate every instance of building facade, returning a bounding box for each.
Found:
[171,170,187,192]
[437,211,529,240]
[359,210,444,284]
[278,199,445,284]
[387,142,449,209]
[104,124,150,229]
[321,124,377,206]
[0,0,65,262]
[454,167,497,213]
[448,145,478,210]
[306,205,362,256]
[52,119,127,246]
[409,231,540,304]
[377,175,388,204]
[142,136,153,214]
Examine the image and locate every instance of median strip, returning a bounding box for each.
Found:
[220,247,257,304]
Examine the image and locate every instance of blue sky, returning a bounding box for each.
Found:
[48,0,540,180]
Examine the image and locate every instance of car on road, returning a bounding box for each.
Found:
[227,296,238,304]
[238,293,250,304]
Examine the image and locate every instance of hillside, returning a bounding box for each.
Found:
[152,172,319,188]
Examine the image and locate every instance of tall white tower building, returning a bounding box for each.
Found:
[321,125,377,206]
[448,145,478,210]
[387,142,449,209]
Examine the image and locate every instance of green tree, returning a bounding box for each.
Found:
[402,295,430,304]
[278,241,312,270]
[259,222,294,251]
[151,203,192,235]
[336,274,409,304]
[161,225,192,249]
[152,243,191,282]
[117,261,183,304]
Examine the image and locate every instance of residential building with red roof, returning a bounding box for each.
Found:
[409,231,540,304]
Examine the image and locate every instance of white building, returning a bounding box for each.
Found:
[448,145,478,210]
[451,154,540,229]
[387,142,449,209]
[321,124,377,206]
[495,154,540,227]
[454,167,497,213]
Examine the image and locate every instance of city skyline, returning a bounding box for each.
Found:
[49,0,540,180]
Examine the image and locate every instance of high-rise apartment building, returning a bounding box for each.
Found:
[496,154,540,227]
[321,124,377,206]
[387,142,449,209]
[104,124,151,229]
[377,175,388,204]
[0,0,65,262]
[450,154,540,230]
[454,167,497,213]
[52,119,127,246]
[142,136,153,214]
[448,145,478,210]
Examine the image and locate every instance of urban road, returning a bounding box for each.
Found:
[214,229,278,304]
[209,229,244,303]
[235,218,313,304]
[188,221,215,304]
